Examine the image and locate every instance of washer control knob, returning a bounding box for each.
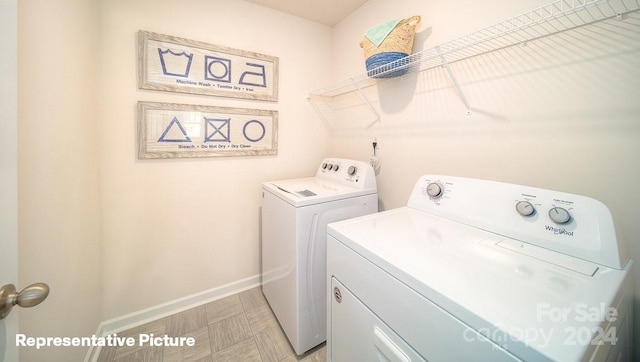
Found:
[549,207,571,224]
[426,182,443,198]
[347,166,357,176]
[322,162,328,170]
[515,201,535,216]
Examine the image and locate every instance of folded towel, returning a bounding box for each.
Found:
[365,19,401,47]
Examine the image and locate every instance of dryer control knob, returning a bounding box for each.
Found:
[347,166,357,176]
[426,182,443,198]
[516,201,535,216]
[549,207,571,224]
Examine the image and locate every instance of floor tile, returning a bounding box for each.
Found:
[301,344,326,362]
[112,346,163,362]
[96,287,327,362]
[165,305,208,336]
[245,302,280,334]
[241,287,280,334]
[254,325,295,362]
[96,345,117,362]
[113,319,166,360]
[210,338,262,362]
[193,356,214,362]
[208,313,253,353]
[239,287,268,310]
[163,326,211,362]
[280,343,326,362]
[205,294,244,324]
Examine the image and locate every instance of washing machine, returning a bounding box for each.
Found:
[261,158,377,355]
[327,174,633,362]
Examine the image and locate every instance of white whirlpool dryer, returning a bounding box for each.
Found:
[261,158,377,355]
[327,175,633,362]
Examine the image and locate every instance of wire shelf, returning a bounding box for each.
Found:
[307,0,640,100]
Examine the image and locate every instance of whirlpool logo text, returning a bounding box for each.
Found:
[545,225,574,236]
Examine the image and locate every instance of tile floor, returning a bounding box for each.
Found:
[97,287,326,362]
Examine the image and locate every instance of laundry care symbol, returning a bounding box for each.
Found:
[157,117,266,143]
[205,118,231,142]
[204,56,232,83]
[158,48,268,88]
[157,117,192,142]
[242,120,266,142]
[158,49,193,78]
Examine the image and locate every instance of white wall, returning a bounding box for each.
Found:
[97,0,331,319]
[328,0,640,359]
[18,0,102,361]
[17,0,331,360]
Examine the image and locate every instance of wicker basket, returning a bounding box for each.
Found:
[360,15,421,78]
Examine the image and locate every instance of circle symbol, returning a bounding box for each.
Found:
[207,60,229,79]
[243,120,266,142]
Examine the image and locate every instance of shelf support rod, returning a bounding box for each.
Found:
[351,77,381,123]
[306,94,335,135]
[436,46,472,115]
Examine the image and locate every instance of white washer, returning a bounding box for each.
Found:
[327,175,633,362]
[261,158,378,355]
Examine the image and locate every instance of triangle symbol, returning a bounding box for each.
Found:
[158,117,192,142]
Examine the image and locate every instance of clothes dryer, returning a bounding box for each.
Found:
[261,158,377,355]
[327,175,632,362]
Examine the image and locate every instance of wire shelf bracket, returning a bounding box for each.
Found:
[436,46,472,116]
[352,77,382,124]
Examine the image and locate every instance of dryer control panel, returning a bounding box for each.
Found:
[407,175,627,270]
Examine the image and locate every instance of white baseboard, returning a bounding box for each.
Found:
[84,274,261,362]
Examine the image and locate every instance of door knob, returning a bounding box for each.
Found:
[0,283,49,320]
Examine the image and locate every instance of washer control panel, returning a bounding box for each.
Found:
[408,174,626,269]
[316,158,376,190]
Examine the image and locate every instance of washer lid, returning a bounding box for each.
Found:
[263,177,376,207]
[328,208,631,362]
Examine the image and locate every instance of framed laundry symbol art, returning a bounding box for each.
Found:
[137,101,278,159]
[138,30,279,101]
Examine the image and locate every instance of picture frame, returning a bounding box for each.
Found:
[137,101,278,159]
[137,30,279,101]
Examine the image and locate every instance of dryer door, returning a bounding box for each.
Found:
[330,278,426,362]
